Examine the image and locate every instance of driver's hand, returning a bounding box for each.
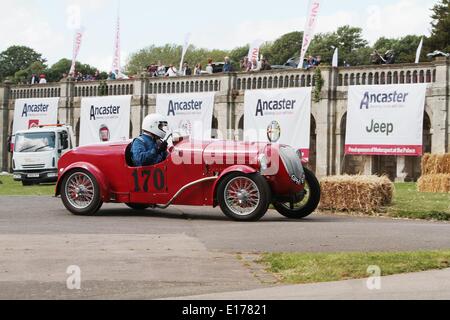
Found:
[158,141,168,153]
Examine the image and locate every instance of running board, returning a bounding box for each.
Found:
[155,176,218,209]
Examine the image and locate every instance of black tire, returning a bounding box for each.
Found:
[273,167,321,219]
[22,181,34,186]
[126,203,151,211]
[61,169,103,216]
[217,172,271,222]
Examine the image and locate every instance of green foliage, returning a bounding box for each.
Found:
[313,68,324,103]
[308,26,369,67]
[45,59,100,82]
[265,31,303,65]
[425,0,450,53]
[125,44,228,75]
[0,46,46,82]
[259,251,450,284]
[374,35,425,64]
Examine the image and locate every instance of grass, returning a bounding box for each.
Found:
[259,251,450,284]
[0,175,55,196]
[387,183,450,221]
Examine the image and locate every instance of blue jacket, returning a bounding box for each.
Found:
[131,134,167,167]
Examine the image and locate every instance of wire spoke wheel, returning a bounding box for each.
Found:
[224,177,261,216]
[65,172,96,210]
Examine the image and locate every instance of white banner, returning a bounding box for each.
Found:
[345,84,427,156]
[12,98,59,135]
[156,92,215,140]
[244,88,312,160]
[179,33,191,72]
[111,14,121,72]
[80,95,131,146]
[415,37,423,64]
[69,28,84,75]
[247,39,264,62]
[299,0,321,68]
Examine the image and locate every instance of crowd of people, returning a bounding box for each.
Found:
[302,55,322,69]
[29,53,324,85]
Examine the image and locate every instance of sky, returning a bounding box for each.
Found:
[0,0,439,72]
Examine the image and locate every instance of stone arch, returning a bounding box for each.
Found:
[212,115,219,139]
[309,115,317,173]
[75,118,81,147]
[238,115,244,141]
[340,113,364,175]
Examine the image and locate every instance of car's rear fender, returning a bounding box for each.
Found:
[55,162,110,202]
[211,165,258,207]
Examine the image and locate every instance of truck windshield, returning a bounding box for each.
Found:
[14,132,56,153]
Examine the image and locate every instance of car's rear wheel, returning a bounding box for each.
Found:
[61,170,103,216]
[217,173,271,222]
[273,167,321,219]
[126,203,151,211]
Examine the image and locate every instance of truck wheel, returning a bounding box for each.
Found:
[126,203,151,211]
[217,173,271,222]
[273,167,321,219]
[61,170,103,216]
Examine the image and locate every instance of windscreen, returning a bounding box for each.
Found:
[14,132,56,153]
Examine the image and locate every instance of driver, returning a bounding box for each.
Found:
[131,114,169,167]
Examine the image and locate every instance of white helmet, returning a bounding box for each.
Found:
[142,114,168,139]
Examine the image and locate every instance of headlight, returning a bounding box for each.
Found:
[258,154,269,172]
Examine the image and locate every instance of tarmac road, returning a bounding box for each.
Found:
[0,196,449,299]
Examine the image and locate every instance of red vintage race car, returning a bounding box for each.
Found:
[55,136,321,221]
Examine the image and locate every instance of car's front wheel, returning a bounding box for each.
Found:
[217,173,271,222]
[61,170,103,216]
[273,167,321,219]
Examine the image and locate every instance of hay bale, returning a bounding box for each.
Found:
[319,175,394,214]
[418,174,450,193]
[422,153,450,175]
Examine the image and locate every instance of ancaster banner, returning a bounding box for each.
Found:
[244,88,312,160]
[12,98,59,134]
[80,95,131,146]
[345,84,427,156]
[156,92,215,140]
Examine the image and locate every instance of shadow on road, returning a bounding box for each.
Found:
[92,207,327,223]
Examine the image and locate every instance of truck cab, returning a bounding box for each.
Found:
[12,125,75,186]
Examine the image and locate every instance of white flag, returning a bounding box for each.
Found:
[179,33,192,72]
[332,48,339,67]
[415,37,423,64]
[69,28,84,76]
[247,39,264,62]
[111,12,121,73]
[299,0,321,68]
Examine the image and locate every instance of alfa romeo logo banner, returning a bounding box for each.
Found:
[244,88,312,160]
[156,92,215,140]
[345,84,427,156]
[80,95,131,146]
[13,97,60,134]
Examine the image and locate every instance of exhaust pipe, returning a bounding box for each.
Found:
[155,176,218,209]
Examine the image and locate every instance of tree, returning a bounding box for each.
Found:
[425,0,450,53]
[374,35,425,64]
[0,46,45,81]
[308,26,369,66]
[45,59,100,82]
[14,61,47,84]
[265,31,303,65]
[125,44,228,75]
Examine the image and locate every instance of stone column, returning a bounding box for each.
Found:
[430,58,449,153]
[363,156,373,175]
[395,156,407,182]
[0,81,12,172]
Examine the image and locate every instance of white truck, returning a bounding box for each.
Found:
[12,125,75,186]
